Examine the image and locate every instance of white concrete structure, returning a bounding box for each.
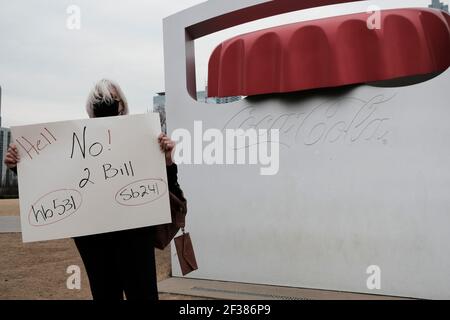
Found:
[163,0,450,299]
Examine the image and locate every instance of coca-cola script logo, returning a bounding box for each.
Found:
[222,94,396,148]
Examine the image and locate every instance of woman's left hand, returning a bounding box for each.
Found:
[158,133,175,166]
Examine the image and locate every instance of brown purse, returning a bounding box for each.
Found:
[174,230,198,275]
[153,191,187,250]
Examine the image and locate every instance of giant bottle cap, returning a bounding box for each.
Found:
[207,8,450,97]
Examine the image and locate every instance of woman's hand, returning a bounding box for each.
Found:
[158,133,175,166]
[4,144,20,169]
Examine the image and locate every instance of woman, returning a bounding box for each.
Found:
[4,79,184,300]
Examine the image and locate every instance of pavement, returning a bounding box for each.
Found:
[0,216,20,233]
[158,277,409,300]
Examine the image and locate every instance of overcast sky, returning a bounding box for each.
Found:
[0,0,443,127]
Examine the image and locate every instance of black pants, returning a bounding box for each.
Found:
[73,227,158,300]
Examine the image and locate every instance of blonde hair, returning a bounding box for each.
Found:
[86,79,129,118]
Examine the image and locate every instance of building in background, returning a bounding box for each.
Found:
[429,0,449,11]
[153,92,167,133]
[0,86,19,196]
[197,87,242,104]
[152,87,242,133]
[0,128,16,186]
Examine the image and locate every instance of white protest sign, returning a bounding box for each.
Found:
[11,113,171,243]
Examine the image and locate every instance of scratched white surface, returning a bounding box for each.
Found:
[164,0,450,299]
[169,70,450,299]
